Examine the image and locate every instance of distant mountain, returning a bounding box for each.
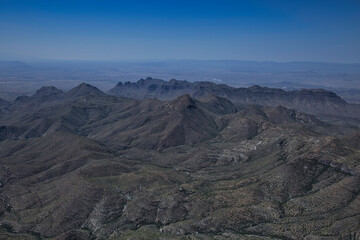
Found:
[11,83,107,107]
[108,78,360,127]
[0,60,30,69]
[32,86,65,102]
[108,77,345,105]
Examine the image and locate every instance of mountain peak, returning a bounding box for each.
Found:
[66,83,105,98]
[170,94,196,110]
[29,86,65,103]
[248,85,263,90]
[293,88,347,104]
[77,82,96,89]
[33,86,63,97]
[138,77,166,85]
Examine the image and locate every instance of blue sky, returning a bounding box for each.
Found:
[0,0,359,62]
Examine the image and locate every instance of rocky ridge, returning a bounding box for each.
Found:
[108,78,360,127]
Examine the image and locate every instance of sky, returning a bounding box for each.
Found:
[0,0,359,62]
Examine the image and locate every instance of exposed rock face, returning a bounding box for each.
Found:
[0,83,360,239]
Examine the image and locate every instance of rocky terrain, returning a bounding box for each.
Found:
[0,82,360,239]
[108,78,360,127]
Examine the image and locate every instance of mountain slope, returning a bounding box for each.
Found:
[79,95,220,150]
[1,116,360,239]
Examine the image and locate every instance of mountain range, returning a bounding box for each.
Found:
[108,78,360,127]
[0,80,360,239]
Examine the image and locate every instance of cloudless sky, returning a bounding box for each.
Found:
[0,0,359,62]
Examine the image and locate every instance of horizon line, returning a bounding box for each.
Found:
[1,58,360,65]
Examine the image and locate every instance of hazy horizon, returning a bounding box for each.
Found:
[2,58,360,65]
